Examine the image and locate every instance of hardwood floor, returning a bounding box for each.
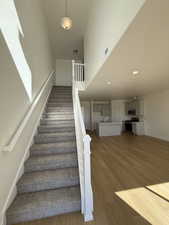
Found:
[16,134,169,225]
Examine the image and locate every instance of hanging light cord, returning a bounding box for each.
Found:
[65,0,68,16]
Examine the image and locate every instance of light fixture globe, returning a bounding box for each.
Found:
[61,17,72,30]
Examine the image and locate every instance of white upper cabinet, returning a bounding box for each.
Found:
[139,99,144,116]
[125,99,144,116]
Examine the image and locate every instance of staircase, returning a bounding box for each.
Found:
[6,86,81,224]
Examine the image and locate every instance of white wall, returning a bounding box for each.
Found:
[84,0,145,85]
[144,89,169,141]
[81,101,91,130]
[0,0,53,222]
[55,59,72,86]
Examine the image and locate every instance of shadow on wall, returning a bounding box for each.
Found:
[0,0,32,100]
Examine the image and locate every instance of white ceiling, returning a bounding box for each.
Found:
[42,0,90,60]
[80,0,169,100]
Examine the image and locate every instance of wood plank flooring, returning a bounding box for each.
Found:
[15,133,169,225]
[116,187,169,225]
[147,182,169,201]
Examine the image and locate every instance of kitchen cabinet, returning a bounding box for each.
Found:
[139,99,144,116]
[92,101,111,130]
[126,100,139,115]
[125,99,144,116]
[132,122,144,135]
[96,122,122,136]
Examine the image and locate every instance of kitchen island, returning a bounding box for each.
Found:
[96,122,122,136]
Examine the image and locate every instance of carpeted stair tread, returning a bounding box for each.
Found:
[47,102,73,106]
[36,131,75,137]
[49,96,72,100]
[25,153,78,173]
[41,114,74,120]
[6,86,81,224]
[34,131,75,144]
[38,125,75,133]
[35,131,75,139]
[40,119,74,126]
[7,186,80,225]
[40,123,75,129]
[43,111,74,115]
[30,141,77,156]
[46,107,73,112]
[48,99,72,102]
[17,168,79,194]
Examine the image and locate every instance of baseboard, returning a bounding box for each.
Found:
[145,134,169,143]
[1,79,53,225]
[0,213,6,225]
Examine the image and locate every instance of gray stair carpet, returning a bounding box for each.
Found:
[30,141,77,156]
[38,125,75,133]
[6,86,81,225]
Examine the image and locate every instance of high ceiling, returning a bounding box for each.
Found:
[42,0,90,60]
[80,0,169,100]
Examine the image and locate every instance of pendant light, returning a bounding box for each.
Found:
[61,0,72,30]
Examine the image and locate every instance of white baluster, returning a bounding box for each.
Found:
[75,64,77,82]
[78,64,80,82]
[72,60,93,222]
[72,60,75,83]
[83,135,93,222]
[79,65,81,82]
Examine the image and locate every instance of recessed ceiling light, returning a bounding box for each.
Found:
[132,70,139,75]
[107,81,111,85]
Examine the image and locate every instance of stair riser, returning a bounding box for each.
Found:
[46,106,73,109]
[48,102,73,105]
[48,98,72,101]
[52,86,72,89]
[7,202,80,225]
[50,91,72,95]
[45,109,73,113]
[42,115,74,120]
[25,161,78,173]
[40,125,75,130]
[49,96,72,99]
[35,131,75,138]
[48,101,72,104]
[47,104,73,107]
[43,111,73,114]
[40,120,74,125]
[17,178,79,194]
[42,113,74,118]
[35,136,75,144]
[49,94,72,98]
[38,126,75,133]
[30,147,76,156]
[51,88,72,90]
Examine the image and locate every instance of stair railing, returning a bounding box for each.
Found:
[72,60,93,221]
[73,61,86,90]
[0,71,54,152]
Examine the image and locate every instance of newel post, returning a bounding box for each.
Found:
[83,134,94,222]
[72,60,75,83]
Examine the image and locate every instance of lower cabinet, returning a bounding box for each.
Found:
[132,122,144,135]
[97,122,122,136]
